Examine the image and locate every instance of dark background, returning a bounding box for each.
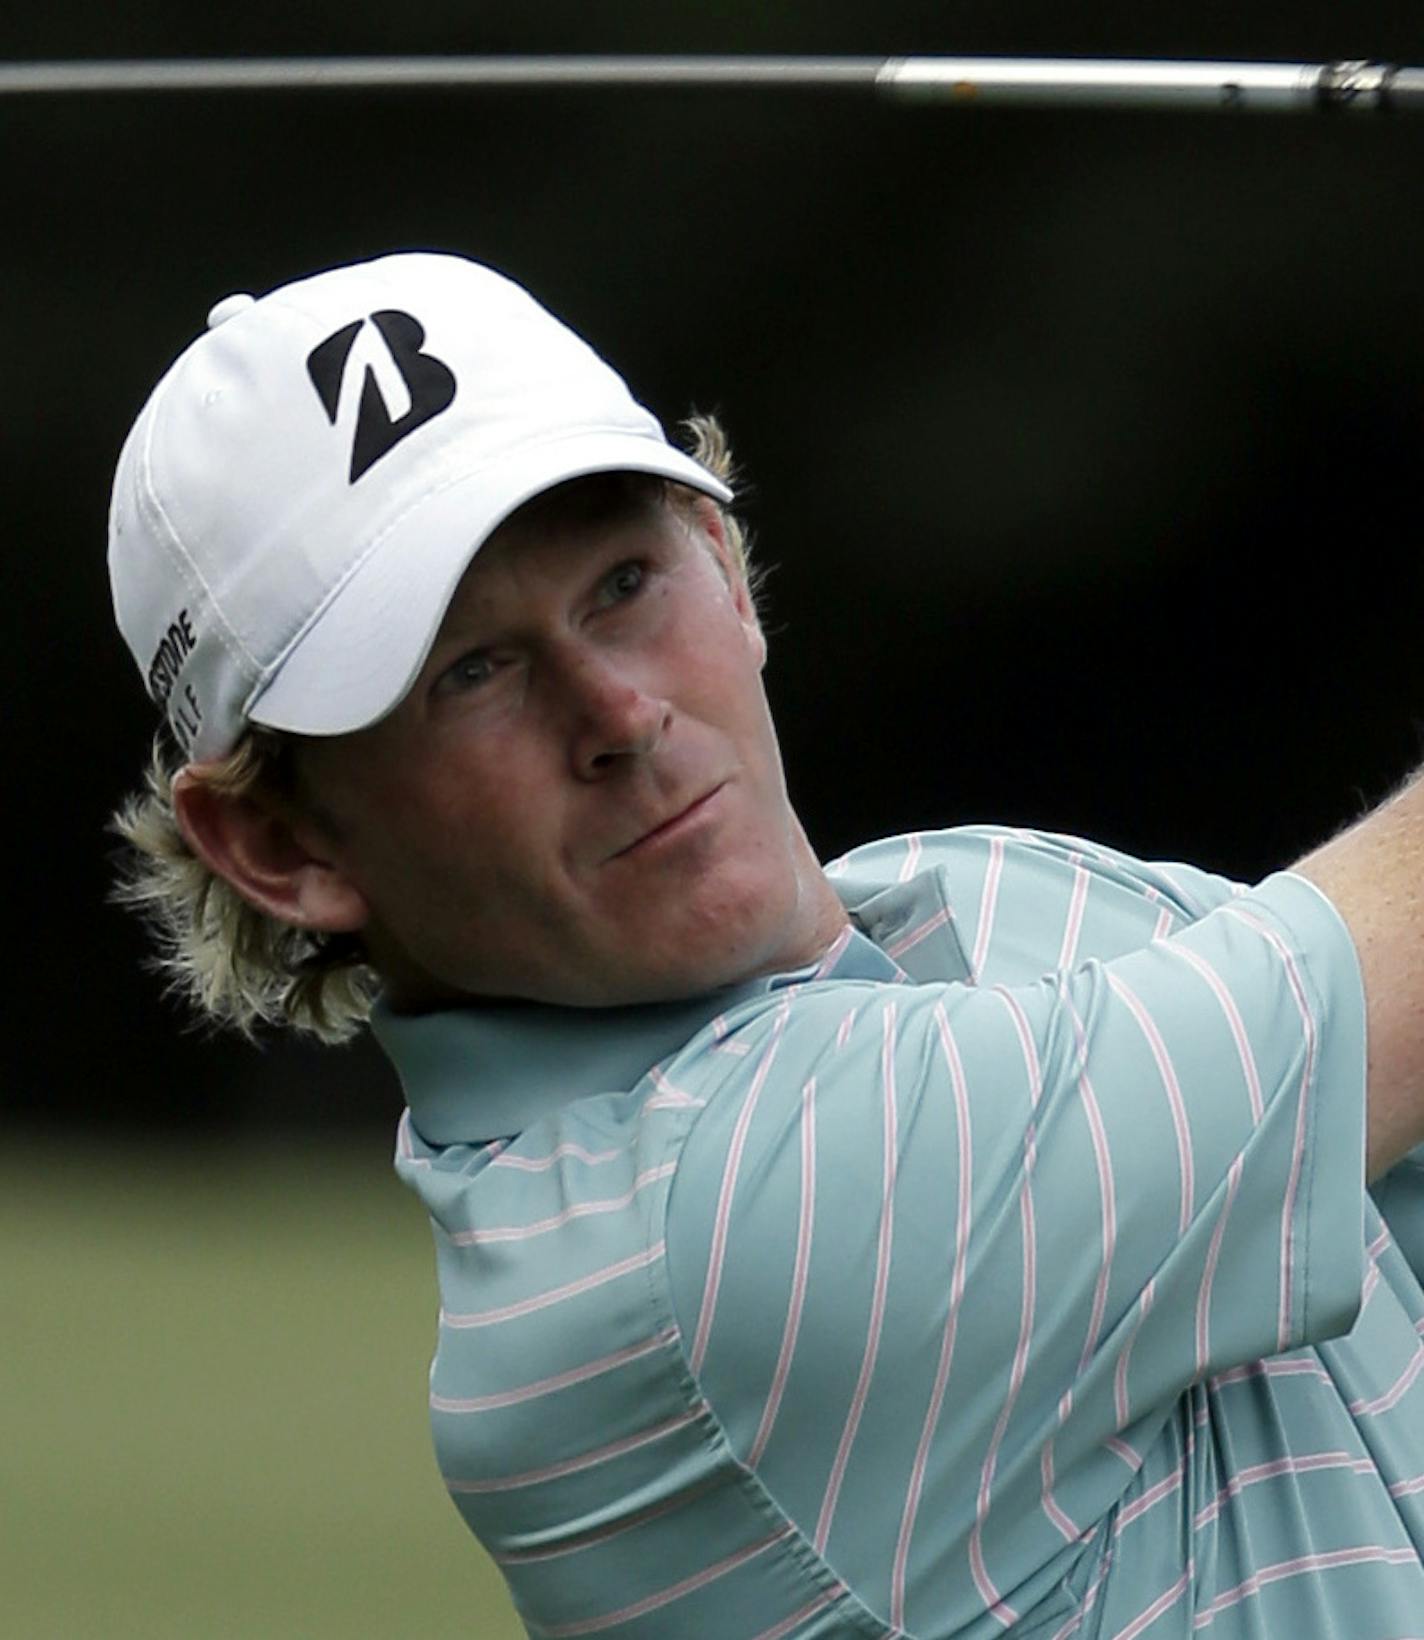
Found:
[6,5,1423,1135]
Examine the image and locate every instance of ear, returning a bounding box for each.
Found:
[690,496,767,667]
[173,767,370,934]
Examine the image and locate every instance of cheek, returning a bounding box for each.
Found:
[392,749,567,896]
[710,660,782,779]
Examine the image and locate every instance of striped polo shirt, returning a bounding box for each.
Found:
[380,826,1424,1637]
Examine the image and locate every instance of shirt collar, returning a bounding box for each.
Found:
[373,858,971,1147]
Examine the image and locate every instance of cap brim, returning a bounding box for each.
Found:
[244,433,733,740]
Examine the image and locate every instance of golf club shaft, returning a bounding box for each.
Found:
[1,54,1421,111]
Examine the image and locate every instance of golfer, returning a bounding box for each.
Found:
[109,251,1423,1637]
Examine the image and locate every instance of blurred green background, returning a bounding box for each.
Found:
[5,1138,522,1637]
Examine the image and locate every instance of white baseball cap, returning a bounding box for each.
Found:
[108,251,733,762]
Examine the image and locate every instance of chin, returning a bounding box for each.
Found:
[626,917,793,1004]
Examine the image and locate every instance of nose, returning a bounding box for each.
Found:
[558,647,671,780]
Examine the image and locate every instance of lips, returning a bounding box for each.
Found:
[611,784,725,859]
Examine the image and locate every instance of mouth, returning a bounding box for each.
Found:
[611,783,727,860]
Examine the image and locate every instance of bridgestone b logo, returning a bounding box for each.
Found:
[306,310,456,483]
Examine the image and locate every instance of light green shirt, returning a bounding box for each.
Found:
[383,827,1423,1636]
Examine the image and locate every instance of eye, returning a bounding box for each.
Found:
[599,559,646,605]
[435,649,497,696]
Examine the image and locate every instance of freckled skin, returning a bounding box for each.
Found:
[289,497,848,1009]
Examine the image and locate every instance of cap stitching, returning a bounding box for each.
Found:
[136,372,262,679]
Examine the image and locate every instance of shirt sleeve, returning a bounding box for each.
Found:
[933,823,1250,979]
[663,869,1368,1628]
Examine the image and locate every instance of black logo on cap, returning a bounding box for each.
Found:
[306,310,456,483]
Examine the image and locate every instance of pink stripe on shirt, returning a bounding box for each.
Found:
[1060,982,1118,1375]
[1209,1355,1333,1391]
[891,1002,976,1628]
[748,1592,840,1640]
[395,1110,431,1168]
[1106,971,1194,1235]
[689,1002,791,1374]
[812,923,855,979]
[1115,1453,1188,1533]
[1047,1551,1113,1640]
[1057,864,1090,970]
[447,1406,703,1494]
[534,1527,796,1636]
[1110,1568,1192,1640]
[748,1078,819,1467]
[1169,941,1266,1121]
[441,1241,665,1329]
[969,988,1046,1623]
[970,835,1006,980]
[1105,1437,1142,1471]
[887,905,954,961]
[1115,1278,1157,1431]
[1349,1343,1424,1416]
[899,832,923,882]
[1195,1156,1244,1373]
[430,1328,678,1414]
[447,1163,676,1244]
[1223,904,1321,1351]
[1193,1450,1375,1528]
[1041,1435,1082,1543]
[814,1001,900,1553]
[1191,1545,1418,1626]
[490,1141,621,1173]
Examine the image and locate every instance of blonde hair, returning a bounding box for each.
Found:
[110,413,750,1042]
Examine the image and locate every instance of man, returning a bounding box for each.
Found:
[109,251,1423,1637]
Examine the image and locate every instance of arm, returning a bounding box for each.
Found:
[1293,769,1424,1180]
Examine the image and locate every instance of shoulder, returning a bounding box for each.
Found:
[829,825,1247,985]
[829,824,1242,918]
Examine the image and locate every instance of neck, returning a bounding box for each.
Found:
[770,819,851,974]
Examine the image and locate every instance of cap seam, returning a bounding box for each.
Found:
[136,373,262,682]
